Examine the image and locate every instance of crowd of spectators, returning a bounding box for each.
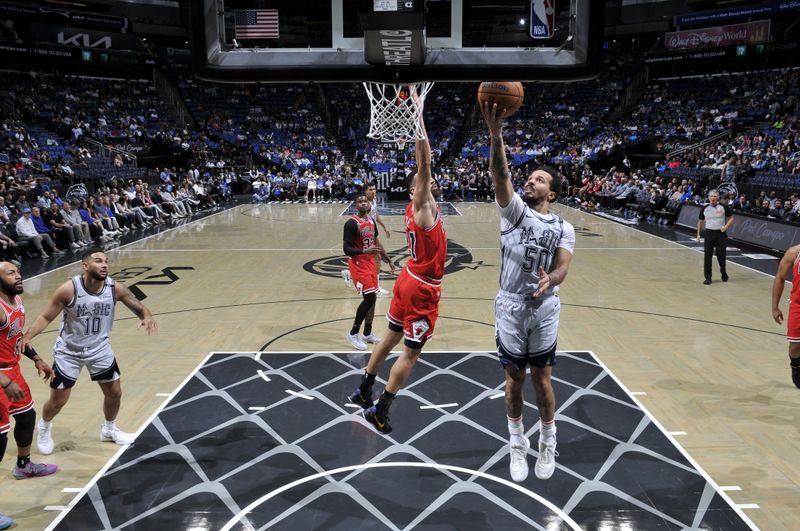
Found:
[2,57,798,255]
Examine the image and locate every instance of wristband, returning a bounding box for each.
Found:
[22,345,39,361]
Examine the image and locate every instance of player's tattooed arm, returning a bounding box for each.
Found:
[116,282,158,334]
[481,102,513,208]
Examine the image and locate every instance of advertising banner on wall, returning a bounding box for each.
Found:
[677,204,800,252]
[674,1,800,26]
[664,20,770,50]
[32,23,140,50]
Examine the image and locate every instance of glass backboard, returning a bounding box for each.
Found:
[190,0,601,83]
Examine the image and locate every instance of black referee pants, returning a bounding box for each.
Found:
[704,229,727,281]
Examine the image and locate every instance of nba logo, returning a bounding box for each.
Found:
[530,0,555,39]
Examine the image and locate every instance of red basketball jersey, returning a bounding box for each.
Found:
[348,214,377,267]
[791,250,800,304]
[0,296,24,366]
[404,202,447,281]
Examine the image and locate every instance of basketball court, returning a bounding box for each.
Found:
[48,350,753,530]
[1,1,796,529]
[2,200,792,530]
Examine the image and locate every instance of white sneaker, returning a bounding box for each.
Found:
[346,332,367,351]
[100,425,136,445]
[362,333,381,344]
[37,420,54,455]
[377,287,389,296]
[534,439,558,480]
[341,269,352,287]
[509,436,530,482]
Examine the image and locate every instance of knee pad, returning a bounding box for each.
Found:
[13,409,36,448]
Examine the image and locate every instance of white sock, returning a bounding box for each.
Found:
[41,419,52,428]
[508,416,525,446]
[103,420,116,430]
[540,418,556,445]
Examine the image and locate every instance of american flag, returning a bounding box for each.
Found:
[234,9,279,39]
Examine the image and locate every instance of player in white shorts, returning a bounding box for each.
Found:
[18,250,157,455]
[482,101,575,483]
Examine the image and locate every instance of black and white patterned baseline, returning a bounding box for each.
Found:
[47,351,758,531]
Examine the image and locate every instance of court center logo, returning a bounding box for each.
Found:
[303,240,488,280]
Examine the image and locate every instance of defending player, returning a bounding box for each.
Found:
[344,193,395,350]
[771,243,800,389]
[349,87,447,434]
[0,261,57,490]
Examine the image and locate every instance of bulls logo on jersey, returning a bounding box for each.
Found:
[410,318,430,341]
[5,317,23,340]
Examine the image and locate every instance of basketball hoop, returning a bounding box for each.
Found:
[363,81,434,148]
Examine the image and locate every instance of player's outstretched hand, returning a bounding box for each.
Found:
[139,317,158,335]
[773,307,784,325]
[533,267,551,298]
[480,101,507,138]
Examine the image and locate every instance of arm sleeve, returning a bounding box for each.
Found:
[698,206,706,220]
[342,219,361,257]
[724,204,733,217]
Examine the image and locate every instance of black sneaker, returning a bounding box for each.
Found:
[703,279,712,285]
[365,405,392,434]
[721,272,729,282]
[791,359,800,389]
[348,388,373,410]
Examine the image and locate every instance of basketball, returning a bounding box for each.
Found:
[477,81,524,117]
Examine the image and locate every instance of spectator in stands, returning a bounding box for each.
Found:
[16,207,61,257]
[78,199,114,241]
[157,186,188,217]
[732,195,750,212]
[30,206,67,253]
[0,197,12,225]
[0,228,20,262]
[43,202,82,250]
[116,195,148,227]
[768,199,785,219]
[60,201,92,245]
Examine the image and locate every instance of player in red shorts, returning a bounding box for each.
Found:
[344,193,395,351]
[771,243,800,389]
[0,262,57,500]
[349,98,447,434]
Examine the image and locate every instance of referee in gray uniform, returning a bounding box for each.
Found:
[697,189,734,285]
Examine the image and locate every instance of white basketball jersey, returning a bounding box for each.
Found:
[498,193,575,296]
[369,198,379,220]
[56,275,116,351]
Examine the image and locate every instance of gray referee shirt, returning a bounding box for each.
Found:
[699,203,732,230]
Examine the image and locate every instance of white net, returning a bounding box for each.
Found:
[362,81,434,147]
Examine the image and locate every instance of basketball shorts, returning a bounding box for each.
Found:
[0,364,34,434]
[349,258,379,295]
[51,343,121,390]
[386,269,441,349]
[787,300,800,342]
[495,292,560,369]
